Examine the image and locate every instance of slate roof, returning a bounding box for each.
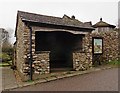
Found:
[93,18,116,28]
[17,11,94,30]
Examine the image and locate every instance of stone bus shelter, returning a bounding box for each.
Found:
[14,11,119,81]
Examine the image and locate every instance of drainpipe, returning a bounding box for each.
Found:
[28,25,33,80]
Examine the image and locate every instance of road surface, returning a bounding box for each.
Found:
[11,68,119,91]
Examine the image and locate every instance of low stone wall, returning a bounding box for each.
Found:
[73,52,92,71]
[32,52,50,80]
[32,52,50,75]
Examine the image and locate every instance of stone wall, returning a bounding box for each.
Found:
[73,33,93,71]
[73,30,119,70]
[20,26,51,81]
[119,29,120,60]
[15,17,29,80]
[31,29,50,76]
[32,52,50,74]
[22,26,92,77]
[32,52,50,80]
[91,31,119,63]
[73,52,92,71]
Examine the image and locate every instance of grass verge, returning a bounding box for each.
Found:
[0,61,12,67]
[0,62,10,67]
[107,60,120,68]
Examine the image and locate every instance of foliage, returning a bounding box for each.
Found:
[0,62,10,67]
[107,60,120,67]
[2,43,14,62]
[0,28,14,66]
[0,53,11,62]
[2,43,13,53]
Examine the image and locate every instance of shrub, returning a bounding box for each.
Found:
[2,43,14,62]
[0,53,11,62]
[107,60,120,67]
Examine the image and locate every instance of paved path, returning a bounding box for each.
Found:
[11,68,119,91]
[2,67,18,90]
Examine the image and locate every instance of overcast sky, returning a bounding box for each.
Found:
[0,0,119,43]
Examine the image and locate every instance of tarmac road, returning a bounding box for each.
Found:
[11,68,119,91]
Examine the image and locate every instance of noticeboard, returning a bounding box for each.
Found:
[92,37,103,54]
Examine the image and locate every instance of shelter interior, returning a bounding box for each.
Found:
[35,31,84,72]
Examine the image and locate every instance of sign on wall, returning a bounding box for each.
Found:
[92,37,103,54]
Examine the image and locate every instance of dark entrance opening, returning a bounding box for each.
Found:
[35,31,83,72]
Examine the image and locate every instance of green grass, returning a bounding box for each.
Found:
[0,53,12,67]
[0,62,10,67]
[26,80,34,82]
[0,53,10,59]
[0,60,12,67]
[107,60,120,67]
[0,53,11,63]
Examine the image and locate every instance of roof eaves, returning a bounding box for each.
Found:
[22,19,94,30]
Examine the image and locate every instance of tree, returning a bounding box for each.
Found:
[0,28,14,64]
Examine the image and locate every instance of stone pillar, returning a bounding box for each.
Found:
[73,52,92,71]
